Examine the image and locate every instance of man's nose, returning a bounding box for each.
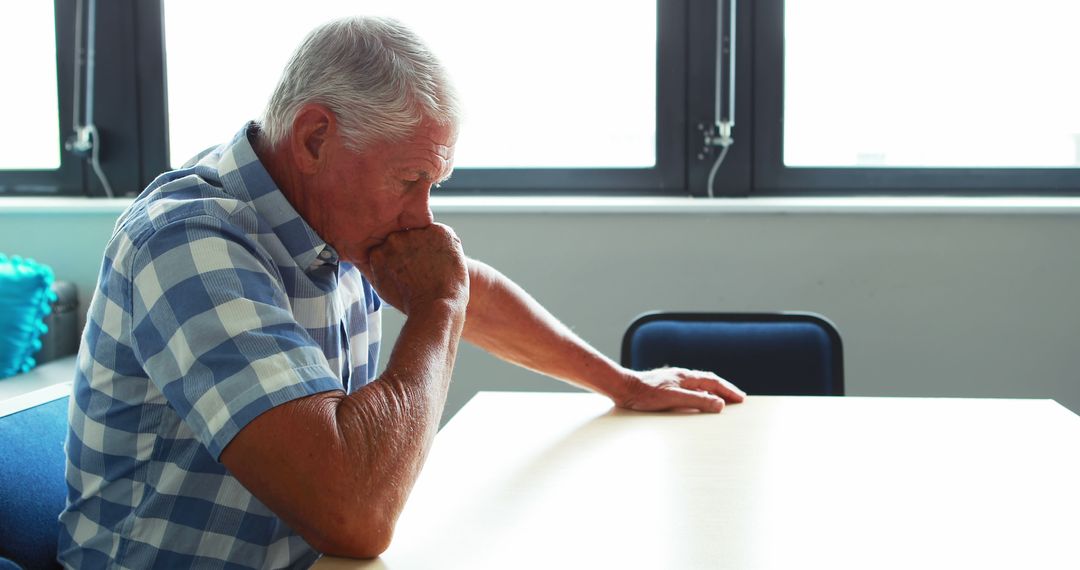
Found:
[400,191,435,229]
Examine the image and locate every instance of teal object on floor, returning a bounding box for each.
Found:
[0,255,56,379]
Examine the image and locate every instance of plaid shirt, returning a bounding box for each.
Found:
[59,124,382,569]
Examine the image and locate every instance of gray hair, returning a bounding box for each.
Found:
[259,16,460,151]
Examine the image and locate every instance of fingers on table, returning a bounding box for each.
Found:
[632,385,726,413]
[678,373,746,403]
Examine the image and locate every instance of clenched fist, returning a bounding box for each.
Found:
[362,223,469,315]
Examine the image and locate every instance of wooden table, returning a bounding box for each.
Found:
[315,392,1080,569]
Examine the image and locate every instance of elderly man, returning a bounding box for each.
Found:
[59,16,744,569]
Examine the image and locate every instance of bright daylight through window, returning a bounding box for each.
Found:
[164,0,656,170]
[784,0,1080,168]
[0,2,61,170]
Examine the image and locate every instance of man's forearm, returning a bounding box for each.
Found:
[221,300,466,559]
[462,259,629,401]
[327,300,465,554]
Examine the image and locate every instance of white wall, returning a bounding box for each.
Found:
[3,199,1078,424]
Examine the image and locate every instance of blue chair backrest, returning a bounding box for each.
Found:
[621,312,844,396]
[0,396,68,570]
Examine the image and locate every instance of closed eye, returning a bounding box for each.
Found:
[400,171,451,189]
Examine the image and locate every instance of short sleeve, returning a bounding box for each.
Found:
[129,215,342,459]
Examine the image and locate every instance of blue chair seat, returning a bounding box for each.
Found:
[621,312,844,396]
[0,396,68,569]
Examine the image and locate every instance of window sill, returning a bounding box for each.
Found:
[3,195,1080,215]
[430,195,1080,214]
[0,356,75,418]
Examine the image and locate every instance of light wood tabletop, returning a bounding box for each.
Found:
[315,392,1080,570]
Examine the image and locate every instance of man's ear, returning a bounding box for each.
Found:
[289,104,337,174]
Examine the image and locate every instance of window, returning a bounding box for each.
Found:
[0,2,61,171]
[4,0,1079,198]
[784,0,1080,169]
[164,0,657,172]
[751,0,1080,195]
[0,1,83,196]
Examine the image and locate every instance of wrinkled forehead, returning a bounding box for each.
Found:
[388,121,457,179]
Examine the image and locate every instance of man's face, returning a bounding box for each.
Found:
[306,119,457,268]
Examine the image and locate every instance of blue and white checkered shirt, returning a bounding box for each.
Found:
[59,123,382,569]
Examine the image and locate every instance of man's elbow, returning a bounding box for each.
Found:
[304,507,396,559]
[310,533,393,560]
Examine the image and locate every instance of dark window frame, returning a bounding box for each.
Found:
[5,0,1079,198]
[687,0,754,197]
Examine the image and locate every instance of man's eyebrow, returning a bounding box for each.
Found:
[400,168,451,184]
[420,169,453,184]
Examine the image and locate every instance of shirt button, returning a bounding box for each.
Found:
[319,250,332,259]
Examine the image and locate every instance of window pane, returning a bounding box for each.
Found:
[0,3,60,170]
[785,0,1080,168]
[164,1,656,169]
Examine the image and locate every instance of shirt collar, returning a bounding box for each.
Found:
[213,122,339,272]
